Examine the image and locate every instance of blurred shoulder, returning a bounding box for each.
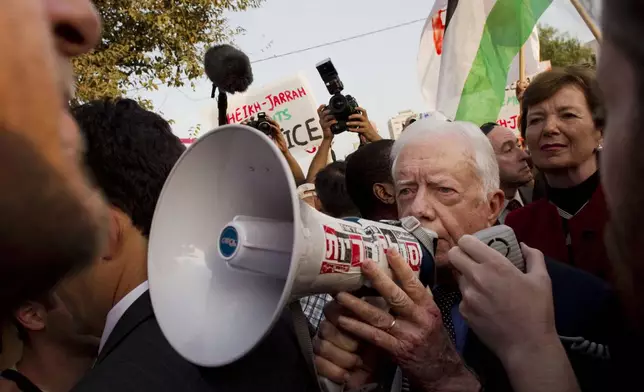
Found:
[0,378,21,392]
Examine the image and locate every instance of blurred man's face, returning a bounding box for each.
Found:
[394,135,502,267]
[41,292,100,354]
[56,260,108,337]
[3,0,101,163]
[16,292,99,355]
[0,0,105,310]
[487,126,533,189]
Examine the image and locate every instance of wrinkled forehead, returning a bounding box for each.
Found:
[393,135,477,181]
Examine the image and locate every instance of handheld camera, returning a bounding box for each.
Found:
[247,112,272,136]
[316,59,360,135]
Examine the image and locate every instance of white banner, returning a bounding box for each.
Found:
[204,73,323,172]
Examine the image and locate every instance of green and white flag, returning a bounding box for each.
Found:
[418,0,553,126]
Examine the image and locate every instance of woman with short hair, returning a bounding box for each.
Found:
[506,65,611,281]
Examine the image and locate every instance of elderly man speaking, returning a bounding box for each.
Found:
[313,120,615,392]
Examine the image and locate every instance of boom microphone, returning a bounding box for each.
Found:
[204,44,253,94]
[204,45,253,126]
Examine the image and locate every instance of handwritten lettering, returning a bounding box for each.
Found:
[306,118,322,142]
[226,87,309,124]
[291,124,308,146]
[506,95,520,106]
[273,109,292,122]
[283,129,295,149]
[265,87,308,111]
[497,115,518,130]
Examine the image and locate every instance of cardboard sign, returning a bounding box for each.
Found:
[205,73,323,172]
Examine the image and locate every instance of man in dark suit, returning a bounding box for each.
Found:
[480,123,534,223]
[314,120,615,392]
[57,99,319,392]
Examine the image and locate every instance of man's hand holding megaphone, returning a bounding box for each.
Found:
[313,249,481,392]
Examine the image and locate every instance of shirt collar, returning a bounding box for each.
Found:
[99,281,149,354]
[503,191,523,209]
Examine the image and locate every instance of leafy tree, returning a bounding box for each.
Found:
[539,25,596,68]
[73,0,262,107]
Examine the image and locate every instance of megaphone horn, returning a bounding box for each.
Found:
[148,124,437,368]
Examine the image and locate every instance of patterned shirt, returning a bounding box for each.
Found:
[299,294,332,331]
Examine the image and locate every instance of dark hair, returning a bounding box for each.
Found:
[520,65,605,135]
[480,122,498,135]
[345,140,395,218]
[72,98,186,237]
[315,161,359,218]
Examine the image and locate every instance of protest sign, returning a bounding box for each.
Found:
[201,73,323,172]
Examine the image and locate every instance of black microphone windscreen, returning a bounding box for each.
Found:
[204,44,254,94]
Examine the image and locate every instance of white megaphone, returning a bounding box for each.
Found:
[147,124,437,372]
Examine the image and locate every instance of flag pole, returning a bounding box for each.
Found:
[569,0,602,41]
[519,44,526,82]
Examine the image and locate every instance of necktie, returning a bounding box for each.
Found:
[506,199,523,212]
[433,286,462,345]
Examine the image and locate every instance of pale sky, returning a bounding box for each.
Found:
[135,0,596,160]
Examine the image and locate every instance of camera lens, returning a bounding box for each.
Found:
[258,122,271,133]
[330,95,346,112]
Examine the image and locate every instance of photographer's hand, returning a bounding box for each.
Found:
[347,108,382,143]
[266,117,305,183]
[307,105,336,183]
[267,117,289,154]
[317,105,336,141]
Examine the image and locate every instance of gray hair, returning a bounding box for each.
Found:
[391,119,500,198]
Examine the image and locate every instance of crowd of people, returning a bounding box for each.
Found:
[1,1,644,392]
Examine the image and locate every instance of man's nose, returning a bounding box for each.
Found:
[409,190,436,222]
[45,0,102,57]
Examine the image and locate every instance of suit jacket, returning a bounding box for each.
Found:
[461,258,616,392]
[517,184,533,205]
[506,185,612,281]
[71,292,319,392]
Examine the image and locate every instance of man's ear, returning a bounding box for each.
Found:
[102,207,127,262]
[14,302,46,333]
[373,183,396,205]
[487,190,505,225]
